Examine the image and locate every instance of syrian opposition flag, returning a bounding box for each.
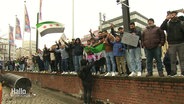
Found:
[36,21,65,37]
[89,43,105,60]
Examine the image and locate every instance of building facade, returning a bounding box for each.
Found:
[16,40,36,58]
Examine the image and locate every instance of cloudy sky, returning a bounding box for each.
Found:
[0,0,183,49]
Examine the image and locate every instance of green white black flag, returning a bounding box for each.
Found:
[36,21,65,37]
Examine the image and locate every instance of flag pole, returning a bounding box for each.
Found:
[14,15,17,59]
[29,29,32,56]
[24,1,32,56]
[23,1,26,57]
[72,0,74,39]
[36,12,39,52]
[8,24,11,61]
[36,0,42,52]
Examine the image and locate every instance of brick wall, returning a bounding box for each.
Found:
[0,83,2,104]
[5,72,184,104]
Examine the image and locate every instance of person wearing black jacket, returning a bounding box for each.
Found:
[160,10,184,76]
[55,41,62,73]
[43,45,50,72]
[72,38,84,74]
[78,59,94,104]
[61,39,75,73]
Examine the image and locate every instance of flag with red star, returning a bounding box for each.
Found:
[36,21,65,37]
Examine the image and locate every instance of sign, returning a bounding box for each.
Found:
[121,32,139,47]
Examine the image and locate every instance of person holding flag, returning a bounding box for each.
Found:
[83,39,96,75]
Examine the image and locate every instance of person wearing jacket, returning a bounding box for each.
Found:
[43,45,50,72]
[107,35,127,76]
[127,22,142,77]
[101,30,116,76]
[72,38,84,74]
[110,24,131,75]
[142,18,165,77]
[160,10,184,77]
[78,59,95,104]
[55,44,69,74]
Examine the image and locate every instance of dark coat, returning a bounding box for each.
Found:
[163,52,170,65]
[160,18,184,44]
[78,63,94,89]
[142,25,165,49]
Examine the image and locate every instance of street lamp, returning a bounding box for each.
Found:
[116,0,130,32]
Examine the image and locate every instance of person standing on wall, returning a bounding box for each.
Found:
[160,10,184,77]
[142,18,166,77]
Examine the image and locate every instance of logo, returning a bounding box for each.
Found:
[11,88,27,96]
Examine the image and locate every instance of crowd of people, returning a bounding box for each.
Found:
[3,10,184,78]
[1,10,184,104]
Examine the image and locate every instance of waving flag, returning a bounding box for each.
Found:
[24,4,31,32]
[36,21,65,37]
[84,43,105,60]
[9,25,14,45]
[15,17,22,40]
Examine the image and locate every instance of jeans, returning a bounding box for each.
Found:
[168,43,184,74]
[62,58,69,72]
[74,55,83,72]
[19,64,25,71]
[125,49,131,71]
[105,52,116,72]
[55,58,62,72]
[145,46,163,73]
[44,60,50,71]
[127,48,142,72]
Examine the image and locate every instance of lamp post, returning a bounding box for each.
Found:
[116,0,130,32]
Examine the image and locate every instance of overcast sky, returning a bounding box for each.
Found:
[0,0,183,49]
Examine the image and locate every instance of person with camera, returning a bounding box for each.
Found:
[160,10,184,77]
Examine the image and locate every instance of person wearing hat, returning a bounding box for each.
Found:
[160,10,184,77]
[142,18,166,77]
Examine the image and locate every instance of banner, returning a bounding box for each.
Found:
[24,4,31,32]
[121,32,139,47]
[15,17,22,40]
[9,25,14,45]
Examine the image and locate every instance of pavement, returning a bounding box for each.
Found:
[2,84,83,104]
